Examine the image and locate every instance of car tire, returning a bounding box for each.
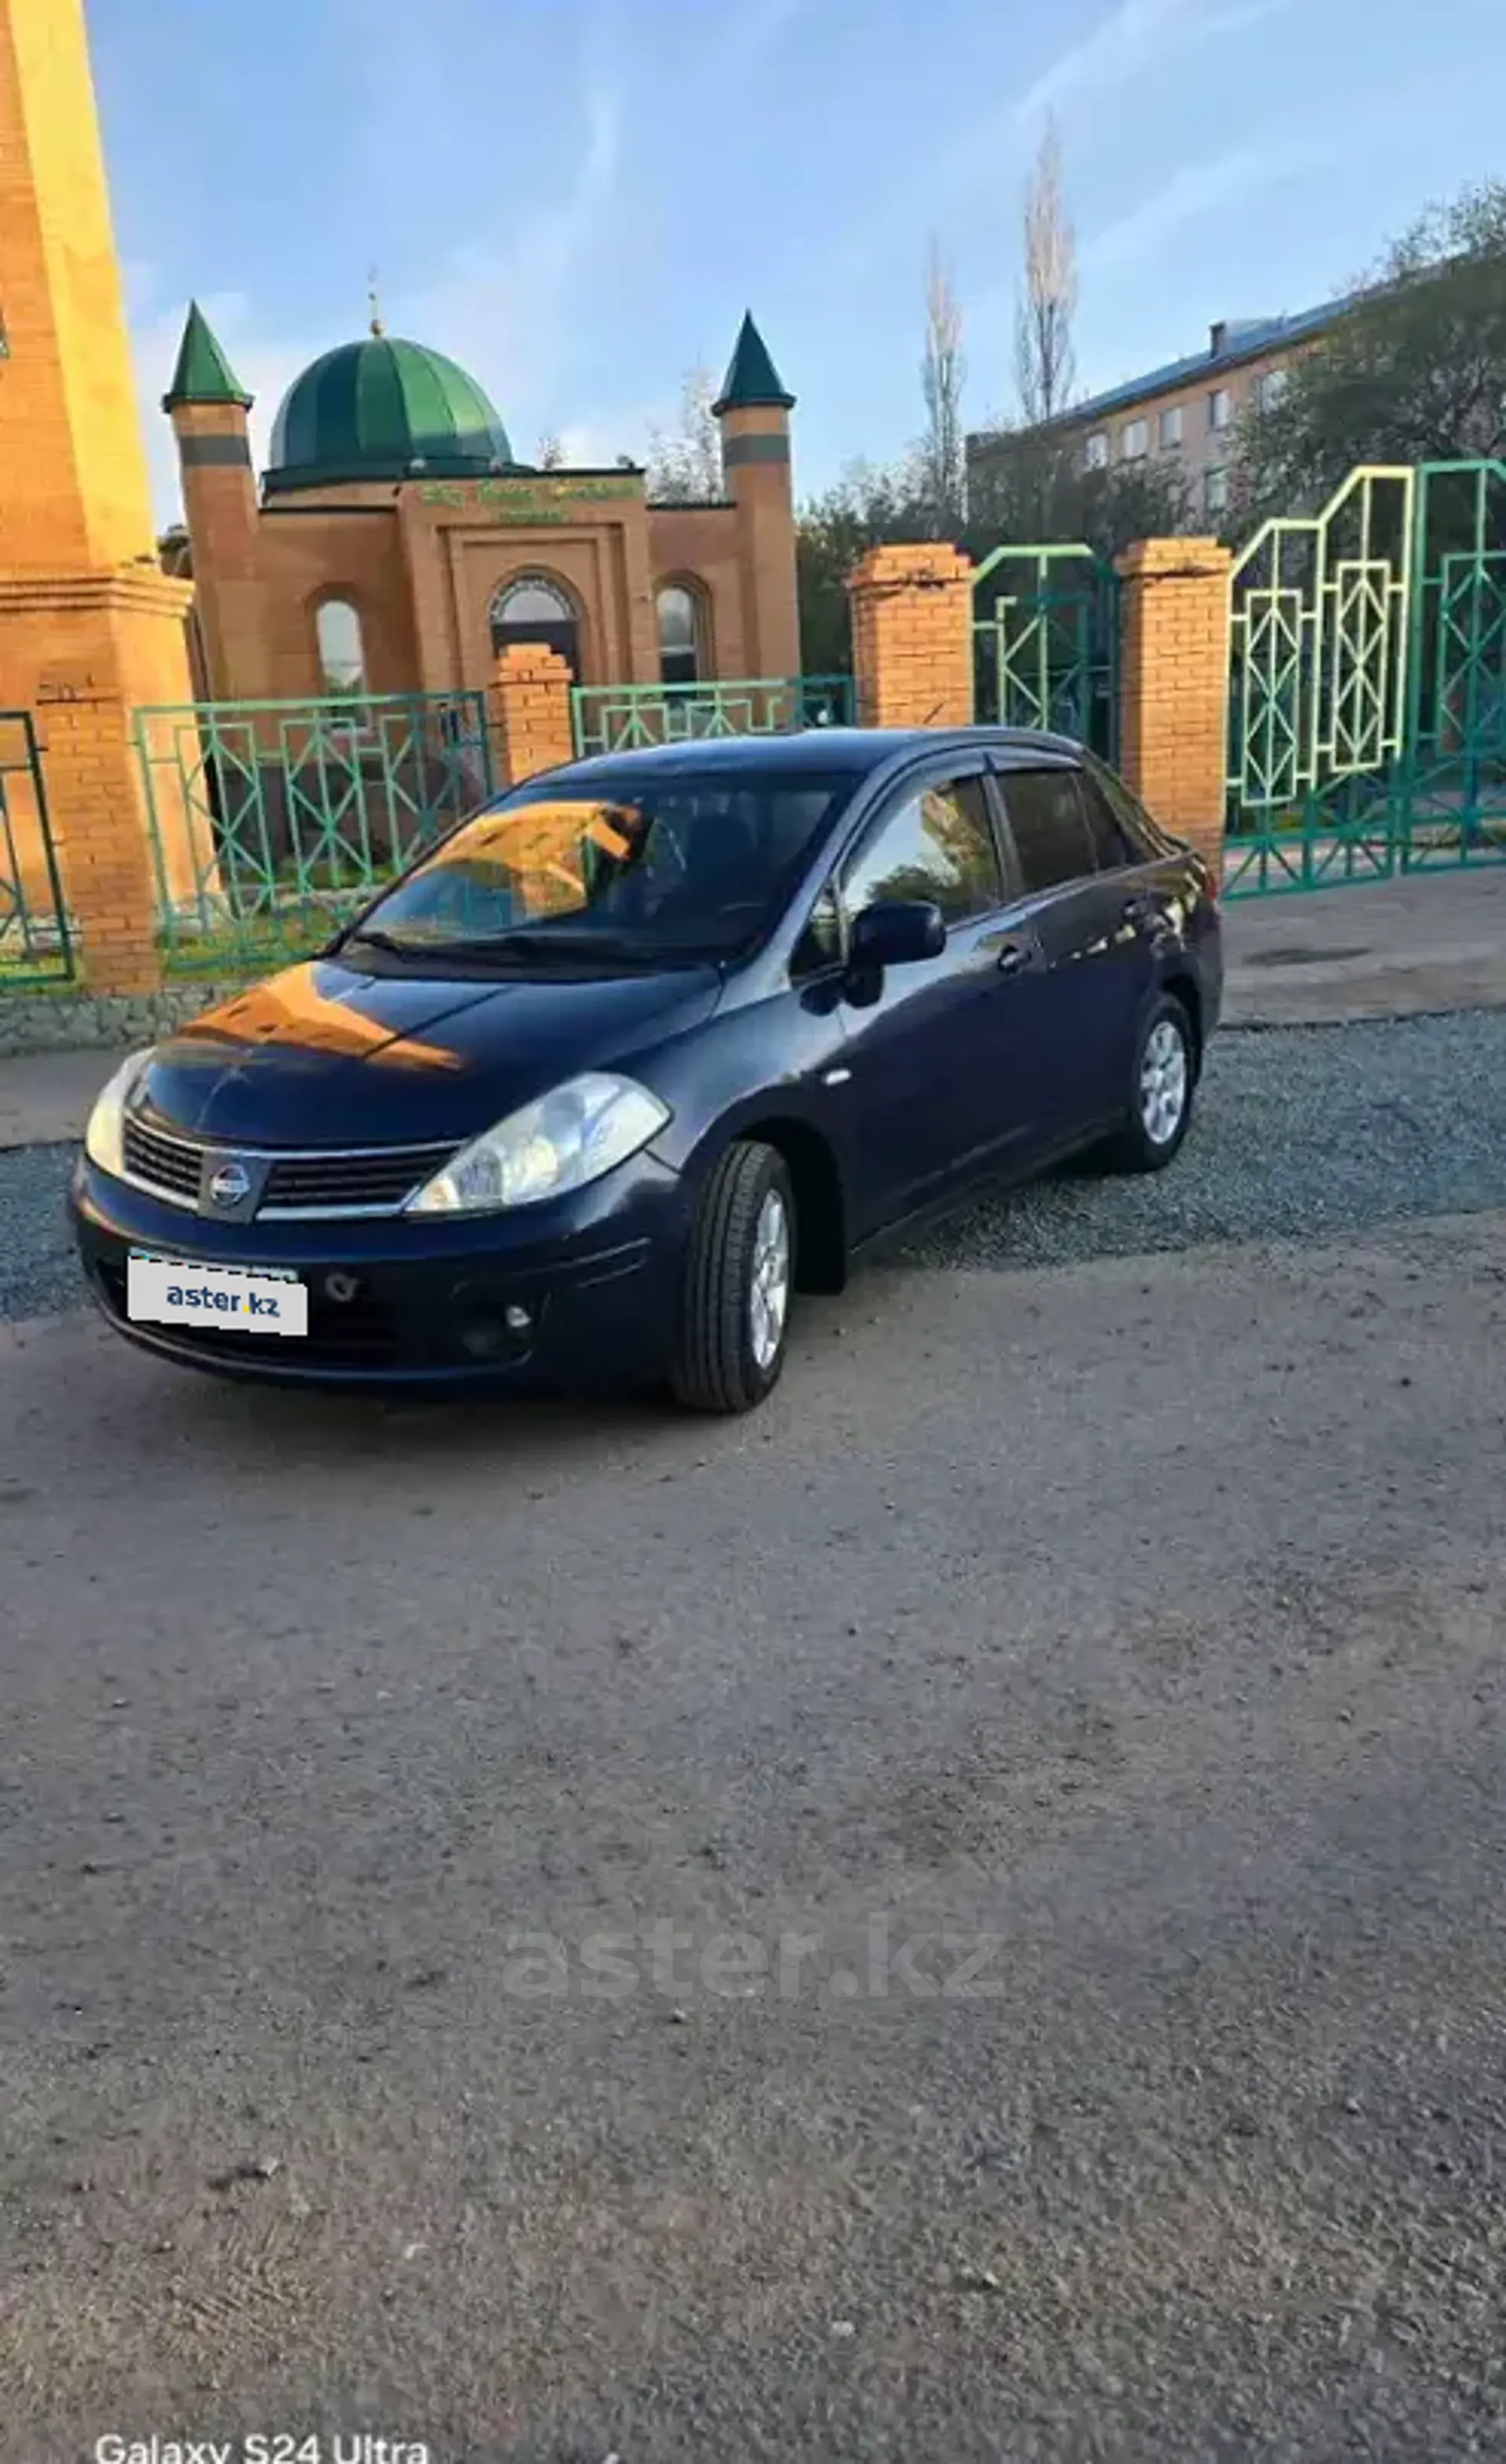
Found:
[670,1140,795,1414]
[1097,993,1196,1174]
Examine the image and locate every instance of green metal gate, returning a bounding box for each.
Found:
[1224,459,1506,895]
[135,690,496,972]
[0,710,73,989]
[972,543,1119,760]
[570,674,851,758]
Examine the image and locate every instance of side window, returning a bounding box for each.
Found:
[1076,772,1137,871]
[791,878,842,977]
[999,769,1095,893]
[842,777,1001,926]
[1084,754,1173,856]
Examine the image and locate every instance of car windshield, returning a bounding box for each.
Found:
[345,763,866,963]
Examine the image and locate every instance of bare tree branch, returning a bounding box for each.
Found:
[917,238,967,536]
[646,366,725,503]
[1015,118,1078,427]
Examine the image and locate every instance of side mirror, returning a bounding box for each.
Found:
[848,898,947,970]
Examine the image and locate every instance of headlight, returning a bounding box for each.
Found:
[83,1050,151,1177]
[406,1071,671,1216]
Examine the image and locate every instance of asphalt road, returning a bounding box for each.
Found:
[4,1029,1506,2460]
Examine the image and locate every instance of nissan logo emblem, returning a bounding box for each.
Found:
[208,1159,253,1208]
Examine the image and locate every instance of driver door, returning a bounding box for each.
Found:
[833,763,1046,1240]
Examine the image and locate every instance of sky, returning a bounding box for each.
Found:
[88,0,1506,529]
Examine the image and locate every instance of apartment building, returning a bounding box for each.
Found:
[966,296,1354,523]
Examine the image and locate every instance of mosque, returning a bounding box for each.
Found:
[161,302,802,710]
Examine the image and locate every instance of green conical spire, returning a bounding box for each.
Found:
[162,302,253,413]
[711,312,795,417]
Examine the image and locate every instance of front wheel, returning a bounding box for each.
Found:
[1097,994,1196,1174]
[669,1141,795,1413]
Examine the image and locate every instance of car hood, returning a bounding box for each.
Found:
[139,956,723,1147]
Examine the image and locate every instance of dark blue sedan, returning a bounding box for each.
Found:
[71,727,1221,1413]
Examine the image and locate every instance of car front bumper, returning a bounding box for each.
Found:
[70,1149,690,1394]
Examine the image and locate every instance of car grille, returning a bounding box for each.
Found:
[259,1146,457,1214]
[121,1111,458,1217]
[122,1114,201,1204]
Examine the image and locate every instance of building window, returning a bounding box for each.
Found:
[315,599,366,696]
[489,573,581,678]
[1255,368,1288,412]
[1085,430,1109,471]
[1204,466,1229,516]
[1208,387,1232,432]
[1121,419,1148,461]
[657,583,704,689]
[1159,405,1184,450]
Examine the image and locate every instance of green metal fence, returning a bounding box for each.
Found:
[571,675,851,759]
[0,710,73,990]
[136,691,496,972]
[1224,459,1506,896]
[971,543,1119,760]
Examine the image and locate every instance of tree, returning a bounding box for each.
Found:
[916,240,967,536]
[1235,178,1506,521]
[646,365,724,503]
[795,461,936,677]
[535,433,566,470]
[1015,119,1077,427]
[966,423,1189,558]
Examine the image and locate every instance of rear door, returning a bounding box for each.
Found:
[830,761,1050,1237]
[991,760,1157,1136]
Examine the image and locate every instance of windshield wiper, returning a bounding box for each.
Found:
[339,925,428,961]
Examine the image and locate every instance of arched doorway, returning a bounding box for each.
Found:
[489,574,581,678]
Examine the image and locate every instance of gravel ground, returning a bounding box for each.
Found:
[0,1143,78,1323]
[5,1208,1506,2461]
[8,1011,1506,1326]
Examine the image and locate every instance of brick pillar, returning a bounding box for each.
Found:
[1114,536,1232,875]
[491,645,575,786]
[846,543,974,729]
[0,568,217,993]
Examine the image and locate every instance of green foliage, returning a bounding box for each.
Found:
[795,462,936,677]
[1235,178,1506,525]
[964,427,1190,561]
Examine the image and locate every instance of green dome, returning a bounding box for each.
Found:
[265,334,516,492]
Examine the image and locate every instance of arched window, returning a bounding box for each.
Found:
[489,574,581,678]
[315,598,366,696]
[657,583,704,688]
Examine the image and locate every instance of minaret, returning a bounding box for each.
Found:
[712,312,800,679]
[0,0,209,988]
[0,0,155,579]
[164,302,260,700]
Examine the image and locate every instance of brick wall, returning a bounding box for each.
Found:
[847,543,974,729]
[492,645,574,785]
[0,569,216,991]
[1115,536,1232,874]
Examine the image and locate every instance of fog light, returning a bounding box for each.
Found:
[504,1304,532,1333]
[461,1316,507,1359]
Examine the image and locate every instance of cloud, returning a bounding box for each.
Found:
[1012,0,1290,125]
[828,0,1290,287]
[701,0,805,82]
[1081,143,1321,271]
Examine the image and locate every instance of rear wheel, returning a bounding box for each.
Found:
[1097,994,1195,1174]
[670,1141,795,1413]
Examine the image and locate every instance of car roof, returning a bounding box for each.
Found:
[553,725,1085,789]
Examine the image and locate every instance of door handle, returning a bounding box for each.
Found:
[995,939,1032,976]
